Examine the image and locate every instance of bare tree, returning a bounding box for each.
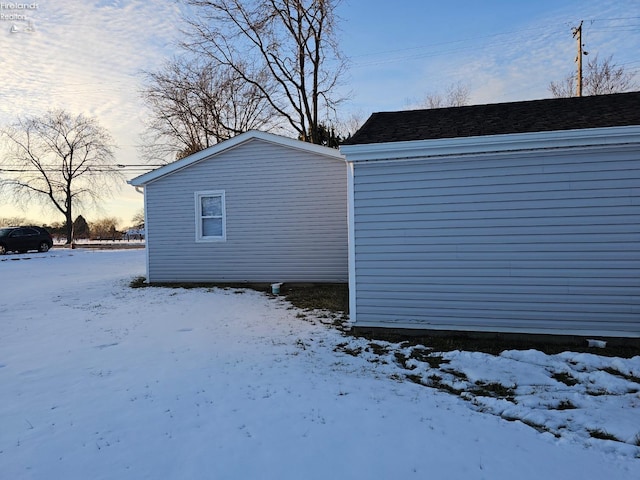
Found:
[141,56,276,161]
[0,216,34,227]
[549,55,637,97]
[421,82,470,109]
[90,217,121,241]
[131,209,145,229]
[182,0,347,145]
[549,75,577,99]
[333,110,365,142]
[0,110,121,244]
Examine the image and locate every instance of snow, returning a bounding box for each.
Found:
[1,248,639,479]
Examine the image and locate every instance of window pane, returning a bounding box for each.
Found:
[201,196,222,217]
[202,218,222,237]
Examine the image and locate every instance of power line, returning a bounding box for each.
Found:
[348,14,639,71]
[0,164,163,174]
[0,164,163,168]
[587,16,640,21]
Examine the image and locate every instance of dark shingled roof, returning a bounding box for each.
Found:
[342,91,640,145]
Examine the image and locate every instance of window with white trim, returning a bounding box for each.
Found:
[195,191,226,242]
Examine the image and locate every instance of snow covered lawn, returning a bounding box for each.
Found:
[1,249,638,479]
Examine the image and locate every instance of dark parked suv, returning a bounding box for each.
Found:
[0,226,54,255]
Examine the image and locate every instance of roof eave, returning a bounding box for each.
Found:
[128,130,345,186]
[340,125,640,163]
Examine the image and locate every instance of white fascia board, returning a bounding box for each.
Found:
[346,162,357,325]
[340,125,640,164]
[255,131,346,160]
[129,130,344,186]
[142,188,151,283]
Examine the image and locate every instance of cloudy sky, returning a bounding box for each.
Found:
[1,0,639,226]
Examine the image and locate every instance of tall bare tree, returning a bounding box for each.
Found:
[141,57,276,161]
[421,82,470,109]
[0,110,121,243]
[549,55,637,97]
[183,0,346,145]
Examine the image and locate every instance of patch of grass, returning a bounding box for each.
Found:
[501,415,557,436]
[394,352,415,370]
[472,381,516,402]
[443,368,469,382]
[406,347,431,362]
[127,280,351,329]
[552,372,580,387]
[129,279,272,292]
[330,316,350,332]
[553,399,578,410]
[426,374,463,395]
[407,347,452,369]
[333,343,362,357]
[394,350,454,372]
[367,342,390,356]
[387,346,453,372]
[602,367,640,384]
[129,277,147,288]
[588,429,621,442]
[520,419,557,437]
[282,284,348,313]
[423,355,450,369]
[586,389,610,396]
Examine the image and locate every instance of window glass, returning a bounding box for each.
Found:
[202,196,222,217]
[196,191,226,241]
[202,218,223,237]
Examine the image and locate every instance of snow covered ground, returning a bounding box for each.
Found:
[1,248,638,479]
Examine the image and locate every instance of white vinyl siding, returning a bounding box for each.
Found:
[347,140,640,338]
[195,191,226,242]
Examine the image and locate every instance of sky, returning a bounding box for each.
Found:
[1,248,639,478]
[0,0,639,227]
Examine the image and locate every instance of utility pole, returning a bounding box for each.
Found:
[572,21,587,97]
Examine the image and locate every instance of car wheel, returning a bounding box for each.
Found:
[38,242,51,252]
[0,245,6,255]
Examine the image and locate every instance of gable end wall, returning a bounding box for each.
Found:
[145,140,348,283]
